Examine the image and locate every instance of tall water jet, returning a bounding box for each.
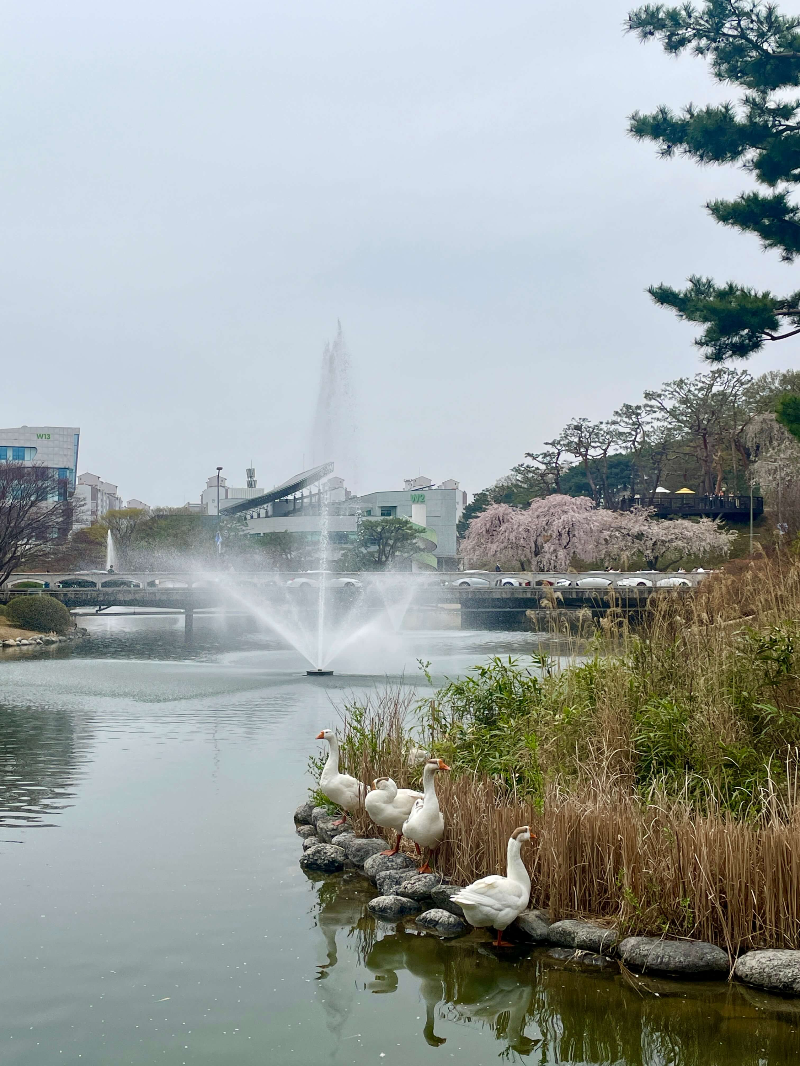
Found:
[105,530,117,571]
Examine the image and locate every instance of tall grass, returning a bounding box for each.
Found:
[324,552,800,951]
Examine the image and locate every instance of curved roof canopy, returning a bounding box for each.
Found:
[223,462,334,516]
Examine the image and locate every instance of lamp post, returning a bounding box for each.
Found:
[216,466,223,556]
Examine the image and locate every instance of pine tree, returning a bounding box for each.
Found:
[628,1,800,359]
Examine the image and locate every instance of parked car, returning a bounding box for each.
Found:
[575,576,613,589]
[494,577,531,587]
[448,577,491,588]
[286,573,361,589]
[616,577,654,588]
[656,576,692,588]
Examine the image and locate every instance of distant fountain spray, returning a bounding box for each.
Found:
[105,530,117,571]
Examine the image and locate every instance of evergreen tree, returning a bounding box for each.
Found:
[628,1,800,359]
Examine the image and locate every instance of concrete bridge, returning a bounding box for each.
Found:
[0,570,708,633]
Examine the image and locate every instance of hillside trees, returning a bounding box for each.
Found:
[627,1,800,359]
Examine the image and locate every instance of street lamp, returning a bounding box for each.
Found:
[216,466,223,556]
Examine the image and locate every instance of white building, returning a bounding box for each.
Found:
[201,471,265,516]
[0,425,80,498]
[73,472,123,528]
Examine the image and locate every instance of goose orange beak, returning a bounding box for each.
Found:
[438,760,450,770]
[316,731,325,739]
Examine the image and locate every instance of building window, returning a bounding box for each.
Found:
[380,506,396,517]
[0,446,37,461]
[58,468,69,480]
[363,509,372,516]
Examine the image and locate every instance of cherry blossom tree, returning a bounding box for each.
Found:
[461,495,609,572]
[461,496,736,572]
[603,507,736,571]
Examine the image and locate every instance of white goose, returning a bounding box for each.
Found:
[316,729,367,825]
[365,776,424,855]
[401,758,449,872]
[451,826,533,947]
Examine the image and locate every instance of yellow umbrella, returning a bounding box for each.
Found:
[675,487,695,494]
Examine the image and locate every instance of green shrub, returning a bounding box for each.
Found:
[5,595,72,634]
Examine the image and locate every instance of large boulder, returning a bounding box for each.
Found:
[296,824,318,840]
[618,936,728,977]
[430,885,466,919]
[311,806,331,825]
[416,908,469,937]
[316,815,351,843]
[302,835,321,851]
[734,950,800,996]
[548,920,618,955]
[513,908,551,943]
[343,837,387,866]
[396,874,440,901]
[363,851,419,883]
[299,844,346,874]
[376,870,413,896]
[294,801,315,826]
[368,895,422,922]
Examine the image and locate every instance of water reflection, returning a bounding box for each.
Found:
[310,874,800,1065]
[0,703,90,832]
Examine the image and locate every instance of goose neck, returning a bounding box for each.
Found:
[421,764,440,808]
[506,837,530,891]
[324,735,340,773]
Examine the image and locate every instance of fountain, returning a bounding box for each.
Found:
[105,530,117,572]
[221,324,430,675]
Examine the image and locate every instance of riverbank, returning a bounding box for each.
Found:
[326,552,800,955]
[0,623,87,647]
[296,805,800,997]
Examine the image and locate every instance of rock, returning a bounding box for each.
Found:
[548,919,618,955]
[296,824,318,840]
[311,805,330,825]
[368,895,422,922]
[547,947,616,969]
[430,885,466,919]
[17,640,30,646]
[316,815,351,843]
[299,844,346,874]
[734,950,800,996]
[294,801,315,826]
[363,851,419,883]
[396,874,440,901]
[416,908,469,937]
[376,870,413,896]
[330,830,357,847]
[302,835,321,851]
[2,640,16,647]
[513,908,551,943]
[618,936,729,977]
[342,837,387,866]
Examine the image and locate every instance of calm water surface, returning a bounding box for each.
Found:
[0,613,798,1065]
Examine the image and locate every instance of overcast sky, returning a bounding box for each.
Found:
[2,1,799,505]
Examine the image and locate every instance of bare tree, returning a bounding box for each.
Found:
[644,368,753,495]
[101,508,149,569]
[0,464,78,584]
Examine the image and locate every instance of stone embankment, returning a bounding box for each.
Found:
[294,800,800,997]
[0,627,88,650]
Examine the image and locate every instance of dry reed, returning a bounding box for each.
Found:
[329,552,800,952]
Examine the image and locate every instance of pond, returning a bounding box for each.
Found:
[0,613,797,1065]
